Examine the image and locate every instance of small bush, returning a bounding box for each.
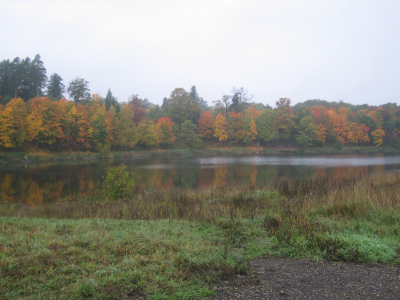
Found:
[96,143,112,159]
[334,140,343,150]
[101,164,135,200]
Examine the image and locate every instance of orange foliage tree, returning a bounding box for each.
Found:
[228,111,246,143]
[246,107,261,119]
[198,111,214,139]
[156,116,176,147]
[316,124,327,144]
[328,107,348,143]
[357,124,370,145]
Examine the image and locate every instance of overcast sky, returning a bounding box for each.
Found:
[1,0,399,107]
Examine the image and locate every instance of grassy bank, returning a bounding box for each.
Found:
[1,174,400,299]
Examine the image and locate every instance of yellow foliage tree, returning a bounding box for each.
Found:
[371,129,385,147]
[115,104,138,150]
[214,113,228,143]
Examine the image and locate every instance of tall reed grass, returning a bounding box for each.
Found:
[2,172,399,222]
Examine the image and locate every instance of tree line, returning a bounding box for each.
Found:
[0,55,399,151]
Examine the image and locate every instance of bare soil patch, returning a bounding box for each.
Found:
[211,257,400,300]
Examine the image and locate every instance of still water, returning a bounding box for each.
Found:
[1,153,400,205]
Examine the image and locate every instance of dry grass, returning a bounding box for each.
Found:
[2,172,399,222]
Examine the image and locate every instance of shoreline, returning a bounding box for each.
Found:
[0,146,398,168]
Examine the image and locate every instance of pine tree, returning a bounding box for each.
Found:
[30,54,47,97]
[47,73,65,99]
[104,89,120,112]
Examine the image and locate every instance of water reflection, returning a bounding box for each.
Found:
[1,153,399,205]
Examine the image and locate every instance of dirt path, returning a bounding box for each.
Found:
[211,257,400,299]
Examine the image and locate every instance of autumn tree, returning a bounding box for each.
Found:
[198,111,214,139]
[137,119,157,148]
[328,107,348,143]
[0,105,14,148]
[296,116,317,148]
[66,103,83,149]
[0,98,26,148]
[104,105,116,144]
[128,94,146,125]
[181,120,202,148]
[31,97,64,149]
[228,111,246,143]
[274,98,295,141]
[371,129,385,147]
[346,121,361,144]
[316,125,327,145]
[89,103,108,147]
[255,109,278,146]
[67,77,90,104]
[357,124,370,145]
[213,113,228,144]
[247,118,258,143]
[164,88,200,127]
[75,104,91,149]
[309,105,335,144]
[115,104,138,150]
[156,116,176,147]
[246,107,261,119]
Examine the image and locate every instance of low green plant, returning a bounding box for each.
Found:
[101,164,135,200]
[96,143,113,158]
[334,140,343,150]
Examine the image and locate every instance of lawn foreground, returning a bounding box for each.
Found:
[1,173,399,299]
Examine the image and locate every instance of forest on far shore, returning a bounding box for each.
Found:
[0,54,399,152]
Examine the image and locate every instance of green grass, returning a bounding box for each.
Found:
[0,217,266,299]
[1,173,400,298]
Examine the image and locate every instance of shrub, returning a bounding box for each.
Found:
[96,143,112,159]
[334,140,343,150]
[101,164,135,200]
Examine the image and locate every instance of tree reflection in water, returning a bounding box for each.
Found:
[1,153,399,205]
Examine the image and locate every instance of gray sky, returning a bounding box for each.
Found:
[1,0,399,107]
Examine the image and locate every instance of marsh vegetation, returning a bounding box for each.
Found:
[1,172,399,298]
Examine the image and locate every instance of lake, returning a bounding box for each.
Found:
[1,153,400,205]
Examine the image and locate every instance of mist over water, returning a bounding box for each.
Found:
[1,153,399,205]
